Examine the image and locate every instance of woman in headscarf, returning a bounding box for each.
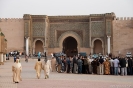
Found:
[12,59,22,83]
[103,58,110,75]
[34,58,43,79]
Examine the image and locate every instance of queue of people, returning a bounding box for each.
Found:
[52,55,133,76]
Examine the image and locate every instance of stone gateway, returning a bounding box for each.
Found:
[0,12,133,56]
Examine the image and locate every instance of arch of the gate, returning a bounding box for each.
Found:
[32,38,45,54]
[91,38,104,54]
[58,31,82,52]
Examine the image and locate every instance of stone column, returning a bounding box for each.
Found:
[102,45,104,55]
[26,37,29,56]
[91,46,93,55]
[44,16,49,56]
[3,54,6,61]
[3,54,5,62]
[44,46,47,55]
[89,18,91,47]
[107,36,111,55]
[33,47,35,55]
[44,47,46,53]
[0,53,3,64]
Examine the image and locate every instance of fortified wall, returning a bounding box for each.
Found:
[113,17,133,56]
[0,15,133,56]
[0,18,24,52]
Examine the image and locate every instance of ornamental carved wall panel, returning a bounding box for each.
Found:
[57,30,83,40]
[106,21,111,36]
[32,22,45,37]
[49,23,89,48]
[91,22,104,37]
[33,38,45,43]
[32,38,45,47]
[24,22,29,37]
[91,18,104,21]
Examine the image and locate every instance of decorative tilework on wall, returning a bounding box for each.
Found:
[32,22,45,37]
[106,21,111,36]
[24,22,29,37]
[49,23,89,48]
[91,22,104,37]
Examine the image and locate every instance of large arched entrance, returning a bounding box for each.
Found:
[93,40,102,54]
[63,36,78,56]
[35,40,44,54]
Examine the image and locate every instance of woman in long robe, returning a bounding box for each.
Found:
[103,59,110,75]
[12,59,22,83]
[34,59,43,79]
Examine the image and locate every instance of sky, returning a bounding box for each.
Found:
[0,0,133,18]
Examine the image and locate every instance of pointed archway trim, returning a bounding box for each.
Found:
[33,38,45,48]
[32,38,45,54]
[91,38,104,54]
[63,36,78,56]
[58,31,82,52]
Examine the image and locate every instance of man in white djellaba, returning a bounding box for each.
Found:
[12,59,22,83]
[34,58,43,79]
[43,57,52,79]
[51,56,56,72]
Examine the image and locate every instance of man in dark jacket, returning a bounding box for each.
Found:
[84,56,89,74]
[99,57,104,75]
[14,55,16,62]
[77,57,83,74]
[57,56,62,73]
[120,57,127,76]
[73,55,78,73]
[128,57,133,75]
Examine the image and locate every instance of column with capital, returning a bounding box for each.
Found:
[26,37,29,56]
[44,16,49,56]
[33,47,35,55]
[107,36,111,55]
[0,53,3,64]
[3,54,6,61]
[44,47,46,54]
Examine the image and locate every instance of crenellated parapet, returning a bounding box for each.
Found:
[115,17,133,20]
[31,15,47,18]
[90,12,115,17]
[90,14,105,16]
[0,18,23,22]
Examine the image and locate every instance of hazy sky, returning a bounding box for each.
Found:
[0,0,133,18]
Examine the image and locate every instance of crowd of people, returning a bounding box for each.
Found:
[8,51,24,57]
[12,53,51,84]
[11,52,133,84]
[34,58,51,79]
[51,55,133,76]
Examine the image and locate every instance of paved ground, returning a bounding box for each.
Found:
[0,58,133,88]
